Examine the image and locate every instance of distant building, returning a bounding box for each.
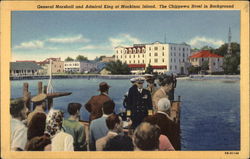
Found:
[101,56,115,63]
[189,50,224,73]
[99,68,111,75]
[64,61,97,73]
[10,62,42,76]
[115,41,191,74]
[37,58,64,75]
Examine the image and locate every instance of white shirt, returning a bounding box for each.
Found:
[51,131,74,151]
[11,118,28,151]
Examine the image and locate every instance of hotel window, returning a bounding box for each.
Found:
[125,55,126,58]
[175,65,177,69]
[213,62,216,66]
[170,66,172,70]
[154,59,158,63]
[121,50,122,53]
[138,55,140,58]
[183,48,185,51]
[138,60,140,63]
[162,52,164,56]
[174,53,176,56]
[174,59,176,62]
[162,47,164,50]
[154,47,158,50]
[179,53,180,56]
[134,55,135,58]
[143,55,144,58]
[143,60,144,63]
[179,59,181,62]
[171,58,172,62]
[149,59,151,63]
[202,58,204,61]
[120,56,122,58]
[162,59,165,62]
[149,47,151,51]
[154,53,158,56]
[183,53,185,57]
[134,60,135,63]
[218,58,220,61]
[129,55,131,58]
[129,61,131,63]
[171,53,172,56]
[183,59,185,62]
[149,53,151,56]
[117,50,118,53]
[133,49,136,53]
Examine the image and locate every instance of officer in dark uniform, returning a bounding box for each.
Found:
[127,77,153,129]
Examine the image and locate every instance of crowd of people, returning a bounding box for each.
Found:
[10,73,179,151]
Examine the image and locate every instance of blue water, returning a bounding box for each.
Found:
[11,78,240,150]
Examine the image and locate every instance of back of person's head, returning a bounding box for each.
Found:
[106,114,121,130]
[10,99,25,118]
[104,135,134,151]
[26,135,51,151]
[157,98,171,112]
[28,112,46,140]
[133,122,160,151]
[45,109,64,138]
[102,100,115,115]
[67,103,82,115]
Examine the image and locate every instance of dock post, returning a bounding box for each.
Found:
[38,81,43,94]
[23,83,31,110]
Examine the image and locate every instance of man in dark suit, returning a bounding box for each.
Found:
[127,77,153,129]
[144,97,180,150]
[85,82,112,122]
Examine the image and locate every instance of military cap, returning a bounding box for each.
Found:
[31,94,47,103]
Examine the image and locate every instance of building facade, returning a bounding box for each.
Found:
[101,56,115,63]
[115,42,191,74]
[64,61,97,73]
[189,50,224,73]
[37,58,64,75]
[10,62,42,76]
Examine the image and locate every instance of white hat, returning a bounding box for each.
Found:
[130,78,137,83]
[157,98,171,111]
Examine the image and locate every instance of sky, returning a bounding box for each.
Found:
[11,11,240,61]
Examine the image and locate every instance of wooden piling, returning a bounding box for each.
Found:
[38,81,43,94]
[23,83,31,110]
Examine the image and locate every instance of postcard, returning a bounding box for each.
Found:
[1,0,249,159]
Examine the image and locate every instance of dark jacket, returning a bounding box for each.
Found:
[85,94,111,122]
[127,85,153,128]
[148,113,180,150]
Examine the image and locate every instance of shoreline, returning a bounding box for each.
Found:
[10,74,240,81]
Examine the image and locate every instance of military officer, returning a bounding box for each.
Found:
[127,77,153,129]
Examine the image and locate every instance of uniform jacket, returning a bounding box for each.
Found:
[127,85,153,115]
[85,93,111,122]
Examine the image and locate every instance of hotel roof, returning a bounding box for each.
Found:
[189,50,223,58]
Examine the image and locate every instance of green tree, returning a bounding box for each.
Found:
[65,57,74,61]
[223,54,240,74]
[145,64,153,74]
[200,46,215,53]
[105,60,131,75]
[76,55,88,61]
[187,66,201,74]
[201,60,209,73]
[214,42,240,56]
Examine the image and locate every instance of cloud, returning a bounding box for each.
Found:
[14,40,44,49]
[109,34,142,48]
[47,34,90,43]
[79,45,110,51]
[188,36,224,49]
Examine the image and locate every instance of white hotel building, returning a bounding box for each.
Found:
[115,42,191,74]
